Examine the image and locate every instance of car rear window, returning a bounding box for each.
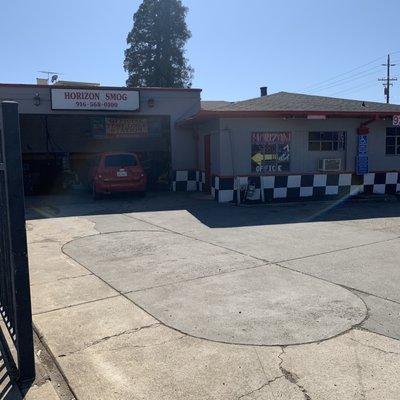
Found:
[104,154,137,167]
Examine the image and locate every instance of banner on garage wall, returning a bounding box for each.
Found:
[251,132,291,173]
[90,117,148,138]
[106,118,148,138]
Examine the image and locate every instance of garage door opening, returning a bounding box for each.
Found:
[20,113,171,195]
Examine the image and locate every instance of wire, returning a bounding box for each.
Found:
[302,51,400,92]
[328,81,378,97]
[307,68,381,93]
[302,55,386,90]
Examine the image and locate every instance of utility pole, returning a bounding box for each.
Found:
[378,54,397,103]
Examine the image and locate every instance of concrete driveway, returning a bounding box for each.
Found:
[26,192,400,399]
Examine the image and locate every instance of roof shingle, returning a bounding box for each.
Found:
[209,91,400,113]
[201,100,233,110]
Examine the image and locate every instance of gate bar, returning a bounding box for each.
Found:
[2,101,35,383]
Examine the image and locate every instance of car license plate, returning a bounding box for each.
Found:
[117,170,127,177]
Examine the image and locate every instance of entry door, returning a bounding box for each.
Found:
[204,135,211,192]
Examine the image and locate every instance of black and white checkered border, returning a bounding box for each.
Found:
[172,170,205,192]
[211,175,235,202]
[211,172,400,203]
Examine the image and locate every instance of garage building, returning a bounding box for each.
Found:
[1,83,400,202]
[0,82,200,194]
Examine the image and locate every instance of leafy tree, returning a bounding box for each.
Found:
[124,0,193,88]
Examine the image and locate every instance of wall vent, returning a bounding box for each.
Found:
[318,159,341,171]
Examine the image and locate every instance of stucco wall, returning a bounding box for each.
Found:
[368,120,400,171]
[0,85,201,171]
[197,119,220,175]
[218,117,399,175]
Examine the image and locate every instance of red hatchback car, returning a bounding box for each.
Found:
[90,152,147,198]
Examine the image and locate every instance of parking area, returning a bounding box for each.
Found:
[25,192,400,399]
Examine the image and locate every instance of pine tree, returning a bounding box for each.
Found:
[124,0,193,88]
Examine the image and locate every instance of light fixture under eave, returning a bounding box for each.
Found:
[307,114,326,120]
[33,93,41,106]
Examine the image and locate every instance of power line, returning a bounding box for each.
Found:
[307,68,381,93]
[302,51,400,93]
[328,81,378,97]
[302,55,386,91]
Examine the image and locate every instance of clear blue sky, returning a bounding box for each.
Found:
[1,0,400,103]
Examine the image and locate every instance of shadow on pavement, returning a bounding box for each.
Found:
[24,190,400,228]
[0,351,23,400]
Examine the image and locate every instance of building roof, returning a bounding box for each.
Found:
[0,83,202,92]
[201,100,233,110]
[179,91,400,126]
[211,91,400,113]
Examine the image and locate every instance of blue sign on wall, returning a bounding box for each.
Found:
[358,135,368,155]
[356,155,368,175]
[356,134,368,174]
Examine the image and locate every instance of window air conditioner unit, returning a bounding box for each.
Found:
[318,159,341,172]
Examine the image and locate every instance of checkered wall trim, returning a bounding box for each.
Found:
[172,170,205,192]
[211,175,235,202]
[211,172,400,203]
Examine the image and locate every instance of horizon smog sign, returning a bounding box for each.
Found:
[51,88,140,111]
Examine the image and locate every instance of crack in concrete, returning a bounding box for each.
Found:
[278,347,312,400]
[348,337,400,356]
[32,294,121,316]
[237,349,286,399]
[30,272,93,287]
[27,238,60,244]
[107,335,186,352]
[355,326,400,343]
[238,382,269,400]
[253,347,268,381]
[273,262,400,306]
[237,375,287,400]
[58,322,160,357]
[351,339,367,400]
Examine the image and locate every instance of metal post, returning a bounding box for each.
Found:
[1,101,35,383]
[379,54,397,104]
[386,54,390,104]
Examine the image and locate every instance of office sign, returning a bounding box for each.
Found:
[51,88,140,111]
[393,115,400,126]
[251,132,291,173]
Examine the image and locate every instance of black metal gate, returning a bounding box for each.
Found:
[0,101,35,383]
